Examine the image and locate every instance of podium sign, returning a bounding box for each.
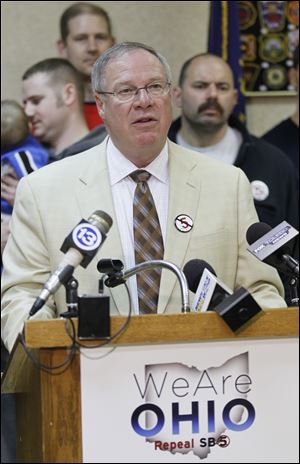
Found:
[80,338,298,463]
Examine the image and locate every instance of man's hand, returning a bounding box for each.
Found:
[1,165,19,207]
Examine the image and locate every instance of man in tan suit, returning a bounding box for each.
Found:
[1,42,285,352]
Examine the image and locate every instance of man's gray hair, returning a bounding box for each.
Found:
[92,42,172,93]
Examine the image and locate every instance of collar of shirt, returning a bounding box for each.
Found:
[106,137,169,186]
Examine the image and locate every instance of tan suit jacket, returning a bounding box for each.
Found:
[1,139,285,351]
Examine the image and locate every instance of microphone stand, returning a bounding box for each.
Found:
[104,259,190,313]
[61,276,79,318]
[289,275,299,306]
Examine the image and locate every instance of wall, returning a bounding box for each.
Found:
[1,1,295,136]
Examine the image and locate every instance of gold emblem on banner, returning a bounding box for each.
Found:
[263,65,287,89]
[241,34,257,61]
[286,1,299,26]
[259,1,286,32]
[238,1,258,30]
[242,63,261,91]
[259,34,288,62]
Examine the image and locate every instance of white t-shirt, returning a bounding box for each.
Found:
[176,126,242,165]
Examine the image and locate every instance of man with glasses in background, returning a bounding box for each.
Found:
[1,42,286,354]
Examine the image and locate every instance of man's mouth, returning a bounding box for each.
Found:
[132,117,157,125]
[83,59,96,65]
[201,106,220,114]
[32,121,41,128]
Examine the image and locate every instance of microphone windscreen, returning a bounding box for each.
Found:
[90,210,113,234]
[246,222,272,245]
[183,259,216,293]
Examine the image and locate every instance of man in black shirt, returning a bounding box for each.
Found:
[169,53,298,231]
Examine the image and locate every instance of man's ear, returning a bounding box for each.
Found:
[95,94,105,118]
[57,39,68,58]
[172,86,183,108]
[62,83,77,106]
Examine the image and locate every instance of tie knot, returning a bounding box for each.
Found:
[130,170,151,183]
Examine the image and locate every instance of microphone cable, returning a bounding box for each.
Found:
[64,281,133,350]
[19,322,77,375]
[19,282,133,374]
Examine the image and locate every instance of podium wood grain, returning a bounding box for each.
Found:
[23,308,299,348]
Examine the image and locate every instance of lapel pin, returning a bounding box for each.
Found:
[174,214,194,233]
[250,180,269,201]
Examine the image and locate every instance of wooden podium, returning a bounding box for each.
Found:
[1,309,299,463]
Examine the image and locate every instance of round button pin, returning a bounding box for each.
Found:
[251,180,269,201]
[174,214,194,233]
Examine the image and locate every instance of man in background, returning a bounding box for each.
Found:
[1,58,107,215]
[169,53,298,231]
[57,2,115,129]
[263,44,299,176]
[22,58,107,162]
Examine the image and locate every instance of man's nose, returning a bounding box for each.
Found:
[23,102,34,117]
[206,83,218,98]
[133,88,153,107]
[87,36,98,51]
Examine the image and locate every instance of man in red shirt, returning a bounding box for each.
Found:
[57,2,115,129]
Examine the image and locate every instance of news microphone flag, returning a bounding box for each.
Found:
[208,0,246,122]
[247,221,299,276]
[184,260,262,331]
[192,268,232,312]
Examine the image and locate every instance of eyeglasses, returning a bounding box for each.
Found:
[96,81,171,102]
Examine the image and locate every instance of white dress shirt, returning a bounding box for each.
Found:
[106,137,169,314]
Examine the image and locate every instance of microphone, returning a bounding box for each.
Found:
[183,259,232,312]
[29,210,113,317]
[183,259,262,331]
[97,259,190,313]
[247,221,299,277]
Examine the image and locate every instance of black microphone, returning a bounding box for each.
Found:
[29,210,113,317]
[183,259,262,331]
[247,221,299,277]
[183,259,232,311]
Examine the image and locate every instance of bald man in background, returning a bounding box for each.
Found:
[169,53,298,232]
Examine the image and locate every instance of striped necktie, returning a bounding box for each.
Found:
[130,170,164,314]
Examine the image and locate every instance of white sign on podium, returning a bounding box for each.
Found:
[80,337,298,463]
